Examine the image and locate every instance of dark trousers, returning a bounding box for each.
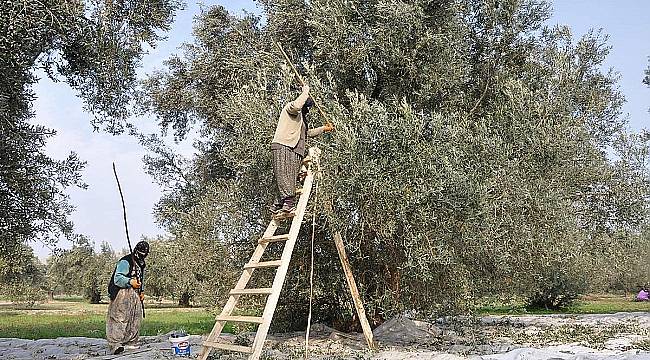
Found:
[272,146,303,204]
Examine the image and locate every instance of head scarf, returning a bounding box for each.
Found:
[133,241,149,264]
[301,97,315,118]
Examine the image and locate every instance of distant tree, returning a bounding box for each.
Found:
[145,233,235,307]
[0,0,182,277]
[0,245,48,306]
[46,238,117,303]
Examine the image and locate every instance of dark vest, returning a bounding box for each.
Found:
[108,254,145,301]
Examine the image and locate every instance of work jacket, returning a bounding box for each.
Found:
[107,254,145,301]
[272,100,325,148]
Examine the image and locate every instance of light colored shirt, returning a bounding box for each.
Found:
[272,95,325,149]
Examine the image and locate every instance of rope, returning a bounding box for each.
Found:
[305,157,321,359]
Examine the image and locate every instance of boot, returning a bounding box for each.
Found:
[269,198,283,214]
[281,196,296,213]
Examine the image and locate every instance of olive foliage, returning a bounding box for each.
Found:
[144,234,235,307]
[644,58,650,89]
[46,239,117,303]
[140,0,650,325]
[0,0,182,279]
[0,245,48,306]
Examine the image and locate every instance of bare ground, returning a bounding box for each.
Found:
[2,312,650,359]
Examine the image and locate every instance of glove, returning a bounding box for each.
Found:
[139,292,145,302]
[323,122,335,132]
[129,278,141,289]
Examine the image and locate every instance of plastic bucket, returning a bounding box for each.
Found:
[169,333,191,357]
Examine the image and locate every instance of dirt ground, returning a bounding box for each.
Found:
[2,312,650,359]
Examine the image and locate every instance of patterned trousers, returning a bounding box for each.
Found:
[106,287,142,353]
[272,146,303,202]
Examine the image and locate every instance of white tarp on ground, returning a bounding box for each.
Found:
[1,312,650,359]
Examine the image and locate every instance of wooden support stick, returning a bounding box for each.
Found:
[333,231,377,350]
[274,41,333,126]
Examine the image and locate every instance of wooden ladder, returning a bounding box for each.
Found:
[198,148,321,360]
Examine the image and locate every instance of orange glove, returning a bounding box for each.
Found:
[129,278,141,289]
[139,292,145,302]
[323,122,335,132]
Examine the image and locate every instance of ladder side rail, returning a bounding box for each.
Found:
[198,219,281,360]
[333,231,377,349]
[249,170,316,359]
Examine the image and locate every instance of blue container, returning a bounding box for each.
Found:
[169,333,191,357]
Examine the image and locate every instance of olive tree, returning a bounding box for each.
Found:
[139,0,650,325]
[46,240,117,303]
[0,245,48,306]
[0,0,182,280]
[144,234,235,307]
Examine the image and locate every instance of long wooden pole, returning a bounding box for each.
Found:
[333,232,377,349]
[274,41,333,126]
[112,162,145,318]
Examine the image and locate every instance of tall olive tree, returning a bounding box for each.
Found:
[140,0,650,326]
[0,0,182,280]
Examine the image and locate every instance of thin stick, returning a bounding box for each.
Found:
[112,162,145,318]
[112,163,132,254]
[275,41,334,126]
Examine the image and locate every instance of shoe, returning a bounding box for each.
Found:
[281,197,296,213]
[114,346,124,355]
[269,204,282,214]
[281,203,297,213]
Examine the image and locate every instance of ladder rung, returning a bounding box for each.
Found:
[215,315,264,323]
[244,260,282,269]
[202,341,253,353]
[230,288,273,295]
[259,234,289,243]
[272,211,295,220]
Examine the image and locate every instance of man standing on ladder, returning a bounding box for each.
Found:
[106,240,149,355]
[270,84,333,214]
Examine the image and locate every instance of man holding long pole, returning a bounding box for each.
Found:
[106,163,148,355]
[106,240,149,355]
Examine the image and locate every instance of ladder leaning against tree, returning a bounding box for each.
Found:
[198,146,376,360]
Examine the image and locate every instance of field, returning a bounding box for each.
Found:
[0,296,228,339]
[479,293,650,315]
[2,294,649,340]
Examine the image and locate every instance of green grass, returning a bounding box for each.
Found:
[3,294,649,340]
[0,311,220,339]
[569,294,650,314]
[478,294,650,315]
[0,297,233,339]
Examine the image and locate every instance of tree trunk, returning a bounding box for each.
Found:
[179,292,191,307]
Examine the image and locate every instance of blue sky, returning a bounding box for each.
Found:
[550,1,650,131]
[31,1,650,259]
